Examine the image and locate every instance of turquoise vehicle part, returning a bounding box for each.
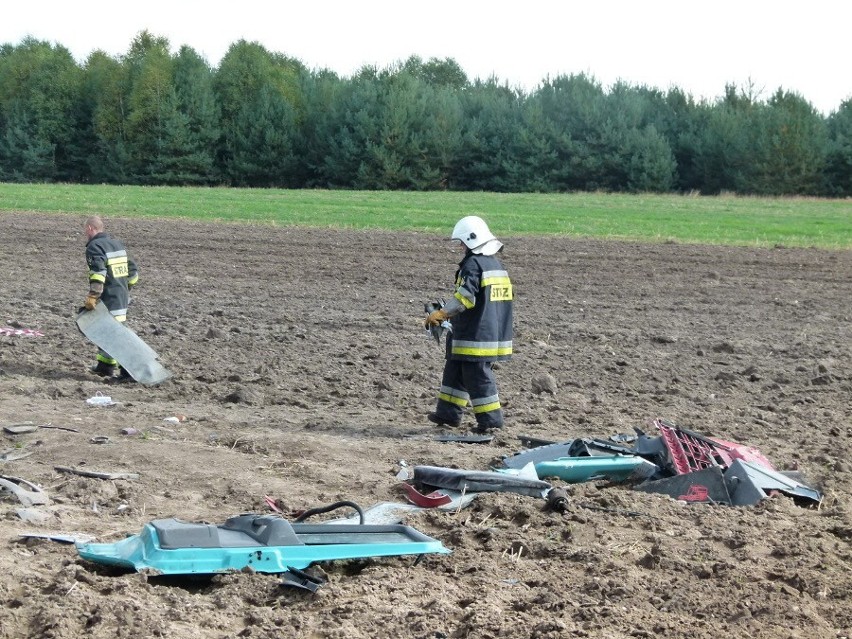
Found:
[534,455,658,483]
[76,513,450,575]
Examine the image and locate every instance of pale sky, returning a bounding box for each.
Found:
[3,0,850,115]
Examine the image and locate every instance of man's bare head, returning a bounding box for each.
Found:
[84,216,104,240]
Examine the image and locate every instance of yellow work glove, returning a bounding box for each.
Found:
[83,293,99,311]
[424,308,449,328]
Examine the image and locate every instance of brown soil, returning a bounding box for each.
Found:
[1,212,851,639]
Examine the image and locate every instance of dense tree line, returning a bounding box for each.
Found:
[1,32,850,196]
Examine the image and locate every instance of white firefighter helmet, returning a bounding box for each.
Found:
[451,216,503,255]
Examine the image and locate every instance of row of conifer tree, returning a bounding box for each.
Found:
[1,32,850,196]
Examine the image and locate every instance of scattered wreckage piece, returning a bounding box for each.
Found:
[653,418,774,475]
[325,491,477,525]
[434,434,494,444]
[635,466,732,505]
[725,459,822,507]
[280,566,326,592]
[76,301,172,386]
[76,513,450,575]
[639,419,821,506]
[567,438,638,458]
[502,441,575,470]
[326,501,422,525]
[0,475,49,507]
[54,466,139,481]
[1,449,34,463]
[535,455,658,484]
[19,532,95,544]
[266,492,477,526]
[516,434,559,448]
[402,483,453,507]
[3,423,41,435]
[424,299,452,343]
[0,326,44,337]
[413,465,551,498]
[502,438,659,483]
[634,457,822,507]
[546,487,570,512]
[293,500,366,525]
[39,424,81,433]
[506,418,821,508]
[16,508,51,524]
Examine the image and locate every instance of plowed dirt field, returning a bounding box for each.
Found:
[1,212,851,639]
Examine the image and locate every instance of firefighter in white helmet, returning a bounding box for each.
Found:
[424,216,513,432]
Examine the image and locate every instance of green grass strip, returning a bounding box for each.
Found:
[1,183,850,249]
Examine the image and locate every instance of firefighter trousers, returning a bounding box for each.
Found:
[434,358,504,430]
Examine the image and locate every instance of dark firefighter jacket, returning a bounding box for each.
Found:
[86,232,138,321]
[448,251,513,362]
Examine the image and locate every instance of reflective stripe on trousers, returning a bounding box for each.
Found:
[434,359,504,429]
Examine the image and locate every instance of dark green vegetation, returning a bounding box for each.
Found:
[2,183,850,249]
[1,33,852,196]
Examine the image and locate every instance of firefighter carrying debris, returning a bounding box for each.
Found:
[81,215,139,380]
[424,216,513,433]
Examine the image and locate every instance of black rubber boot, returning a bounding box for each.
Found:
[427,412,461,428]
[471,406,504,434]
[90,361,116,377]
[472,422,503,434]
